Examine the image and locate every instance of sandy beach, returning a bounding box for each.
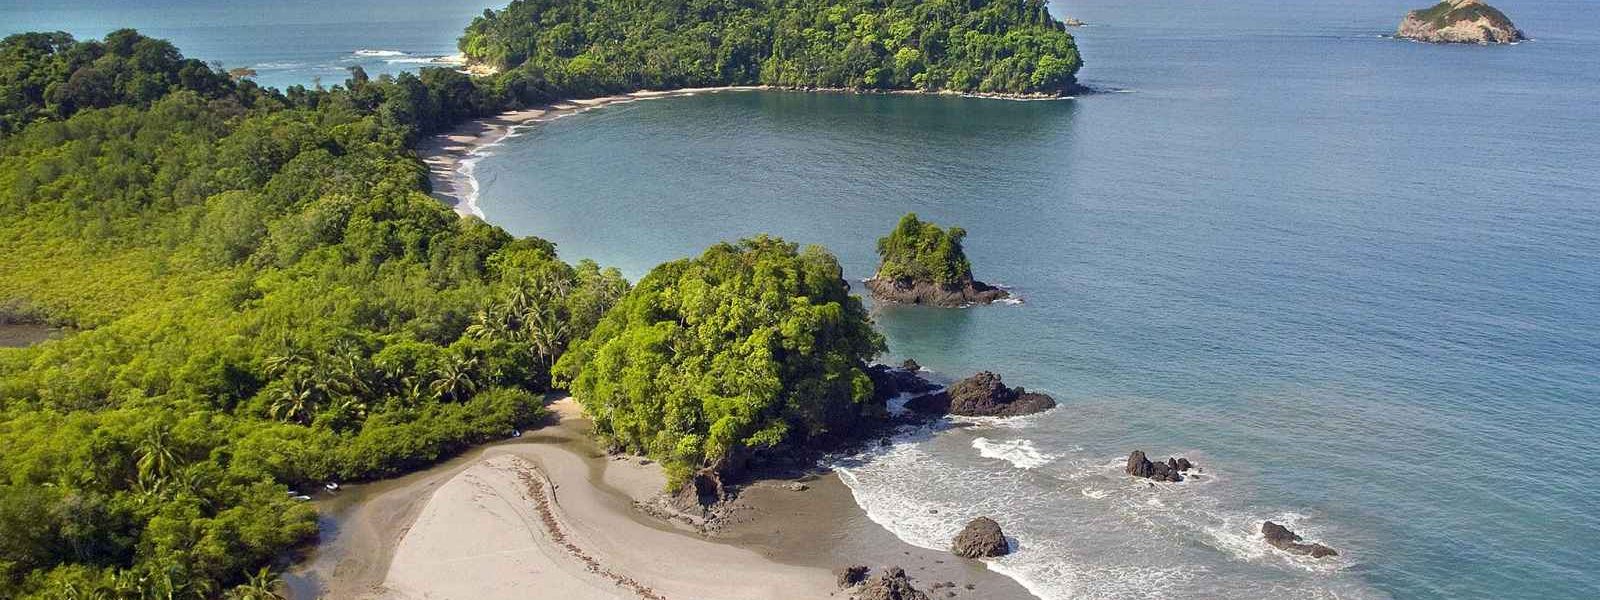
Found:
[284,398,1033,600]
[417,87,769,218]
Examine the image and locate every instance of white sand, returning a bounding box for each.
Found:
[370,399,836,600]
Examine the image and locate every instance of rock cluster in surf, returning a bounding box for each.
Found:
[1397,0,1524,44]
[1262,521,1339,558]
[1125,450,1197,482]
[906,371,1057,417]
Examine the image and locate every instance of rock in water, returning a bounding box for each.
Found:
[951,517,1010,558]
[867,363,941,402]
[1397,0,1524,44]
[1125,450,1195,482]
[854,566,932,600]
[1262,521,1340,558]
[905,371,1056,417]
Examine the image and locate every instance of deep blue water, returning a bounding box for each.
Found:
[0,0,497,90]
[462,1,1600,598]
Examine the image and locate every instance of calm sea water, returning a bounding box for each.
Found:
[0,0,497,90]
[464,0,1600,598]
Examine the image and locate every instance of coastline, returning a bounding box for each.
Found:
[284,398,1034,600]
[417,86,770,219]
[416,85,1077,219]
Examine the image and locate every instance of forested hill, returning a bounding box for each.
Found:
[460,0,1084,96]
[0,30,626,598]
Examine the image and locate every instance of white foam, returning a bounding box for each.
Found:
[353,49,407,57]
[972,437,1055,470]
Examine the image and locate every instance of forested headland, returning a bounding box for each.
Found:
[0,30,629,598]
[461,0,1084,96]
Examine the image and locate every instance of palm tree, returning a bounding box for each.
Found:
[135,427,180,494]
[268,374,316,424]
[429,355,479,402]
[224,567,284,600]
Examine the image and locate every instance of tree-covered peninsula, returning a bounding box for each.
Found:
[866,213,1009,306]
[0,30,629,598]
[460,0,1085,96]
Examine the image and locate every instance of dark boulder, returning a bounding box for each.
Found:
[836,565,871,588]
[868,363,941,402]
[854,566,931,600]
[951,517,1010,558]
[1125,450,1195,483]
[1262,521,1339,558]
[902,359,922,372]
[906,372,1056,417]
[865,277,1009,308]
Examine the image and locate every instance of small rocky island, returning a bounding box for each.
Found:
[1397,0,1524,45]
[865,213,1010,307]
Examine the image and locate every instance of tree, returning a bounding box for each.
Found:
[555,236,885,484]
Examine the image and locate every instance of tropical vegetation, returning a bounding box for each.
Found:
[0,30,625,598]
[554,237,886,484]
[873,212,974,285]
[461,0,1084,96]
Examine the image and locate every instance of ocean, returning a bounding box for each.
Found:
[8,0,1597,599]
[0,0,498,90]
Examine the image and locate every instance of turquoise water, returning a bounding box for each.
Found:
[1,0,496,90]
[465,1,1600,598]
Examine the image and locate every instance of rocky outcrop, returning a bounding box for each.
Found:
[905,372,1056,417]
[671,466,728,513]
[867,362,941,402]
[864,277,1009,308]
[1397,0,1523,44]
[836,565,871,588]
[1125,450,1196,483]
[951,517,1010,558]
[853,566,931,600]
[1262,521,1339,558]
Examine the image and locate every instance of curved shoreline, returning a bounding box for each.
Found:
[417,86,770,219]
[284,399,1036,600]
[416,85,1078,219]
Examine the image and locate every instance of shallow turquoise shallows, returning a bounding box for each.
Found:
[467,1,1600,599]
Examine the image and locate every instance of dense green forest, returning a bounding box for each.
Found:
[0,30,627,598]
[874,212,974,284]
[461,0,1084,96]
[554,237,885,484]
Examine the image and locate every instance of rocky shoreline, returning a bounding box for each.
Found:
[864,277,1012,308]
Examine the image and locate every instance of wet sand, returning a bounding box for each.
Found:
[285,398,1033,599]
